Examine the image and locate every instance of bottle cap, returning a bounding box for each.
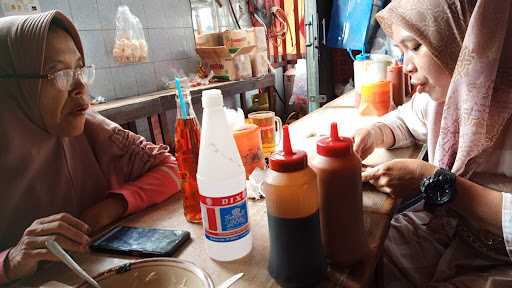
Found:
[202,89,223,108]
[269,125,308,172]
[355,53,370,61]
[387,59,403,72]
[317,122,353,157]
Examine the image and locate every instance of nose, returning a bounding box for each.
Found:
[69,77,87,99]
[403,53,417,75]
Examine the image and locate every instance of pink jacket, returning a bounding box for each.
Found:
[0,156,179,284]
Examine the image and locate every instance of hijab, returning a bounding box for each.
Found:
[0,11,171,250]
[377,0,512,177]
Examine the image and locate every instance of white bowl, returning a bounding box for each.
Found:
[77,258,214,288]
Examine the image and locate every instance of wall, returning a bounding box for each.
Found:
[217,0,251,31]
[1,0,209,140]
[1,0,199,101]
[0,0,271,141]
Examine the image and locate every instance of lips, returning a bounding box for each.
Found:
[410,78,425,86]
[411,79,427,93]
[70,104,90,115]
[416,84,427,93]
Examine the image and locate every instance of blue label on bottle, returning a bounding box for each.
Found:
[200,190,250,243]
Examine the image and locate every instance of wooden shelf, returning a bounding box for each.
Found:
[92,74,275,124]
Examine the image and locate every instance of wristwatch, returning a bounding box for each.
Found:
[420,168,457,207]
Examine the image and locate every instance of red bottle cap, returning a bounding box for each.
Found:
[387,59,403,72]
[269,125,308,172]
[317,122,353,158]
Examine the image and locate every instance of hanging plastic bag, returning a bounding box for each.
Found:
[289,59,308,115]
[113,5,148,64]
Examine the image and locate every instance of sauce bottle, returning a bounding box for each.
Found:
[387,60,405,108]
[311,122,368,267]
[263,125,326,287]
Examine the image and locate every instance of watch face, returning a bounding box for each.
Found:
[425,172,455,206]
[430,185,451,204]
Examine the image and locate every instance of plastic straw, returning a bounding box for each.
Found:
[175,77,188,118]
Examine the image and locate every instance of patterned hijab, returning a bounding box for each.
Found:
[377,0,512,176]
[0,11,171,250]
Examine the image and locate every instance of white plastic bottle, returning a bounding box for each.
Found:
[196,89,253,261]
[353,53,372,94]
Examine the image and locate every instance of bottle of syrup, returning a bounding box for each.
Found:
[263,125,326,287]
[311,122,368,267]
[174,77,201,223]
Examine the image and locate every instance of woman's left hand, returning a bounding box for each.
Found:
[80,195,127,234]
[362,159,437,199]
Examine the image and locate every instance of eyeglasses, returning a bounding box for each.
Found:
[0,65,95,91]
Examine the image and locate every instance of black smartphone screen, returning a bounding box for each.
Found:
[90,226,190,257]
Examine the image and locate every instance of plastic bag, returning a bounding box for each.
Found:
[224,107,246,131]
[289,59,308,115]
[113,6,148,64]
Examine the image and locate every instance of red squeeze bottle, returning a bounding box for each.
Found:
[311,122,368,267]
[404,69,412,99]
[263,125,326,287]
[387,60,405,108]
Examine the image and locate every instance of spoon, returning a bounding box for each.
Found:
[217,273,244,288]
[45,240,101,288]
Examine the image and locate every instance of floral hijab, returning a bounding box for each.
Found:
[377,0,512,176]
[0,11,171,249]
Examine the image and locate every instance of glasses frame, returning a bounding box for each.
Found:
[0,65,95,91]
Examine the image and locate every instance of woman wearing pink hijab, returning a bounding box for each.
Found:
[353,0,512,286]
[0,11,179,283]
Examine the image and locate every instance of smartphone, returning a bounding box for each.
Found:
[90,226,190,257]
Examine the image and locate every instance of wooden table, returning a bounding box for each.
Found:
[23,92,423,288]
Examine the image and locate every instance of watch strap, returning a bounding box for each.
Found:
[421,168,457,206]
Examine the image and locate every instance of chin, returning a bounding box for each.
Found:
[427,94,445,103]
[59,118,86,137]
[423,88,446,103]
[67,127,85,137]
[429,92,447,103]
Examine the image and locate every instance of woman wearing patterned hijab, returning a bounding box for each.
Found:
[353,0,512,286]
[0,11,179,283]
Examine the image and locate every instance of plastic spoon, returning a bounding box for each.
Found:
[218,273,244,288]
[45,240,101,288]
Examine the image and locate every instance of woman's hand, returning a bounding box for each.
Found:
[353,127,378,160]
[353,123,396,160]
[80,195,127,234]
[6,213,90,281]
[361,159,437,199]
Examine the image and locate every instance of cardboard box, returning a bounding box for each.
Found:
[195,32,223,47]
[245,27,268,77]
[196,46,255,81]
[245,27,267,52]
[251,50,269,77]
[223,30,248,52]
